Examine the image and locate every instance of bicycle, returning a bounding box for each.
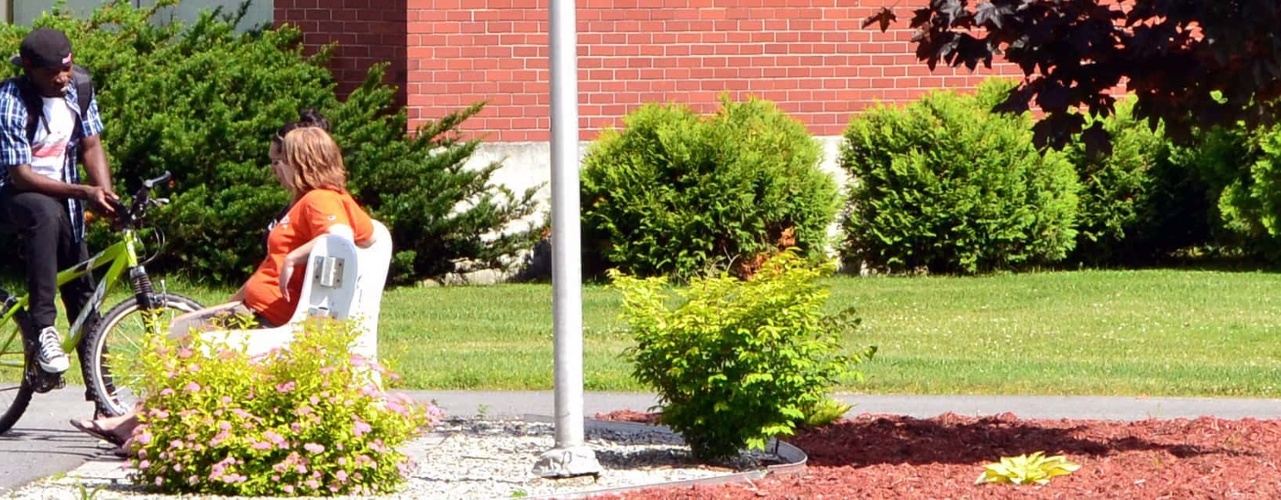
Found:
[0,171,204,433]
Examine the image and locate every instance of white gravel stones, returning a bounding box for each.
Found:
[8,417,787,500]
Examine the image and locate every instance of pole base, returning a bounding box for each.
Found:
[533,445,602,478]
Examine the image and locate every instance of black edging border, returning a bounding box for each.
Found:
[523,415,808,500]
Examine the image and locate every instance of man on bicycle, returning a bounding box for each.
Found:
[0,28,116,383]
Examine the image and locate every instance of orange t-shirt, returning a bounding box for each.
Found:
[243,188,374,326]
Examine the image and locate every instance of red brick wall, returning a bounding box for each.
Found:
[274,0,408,106]
[404,0,1027,142]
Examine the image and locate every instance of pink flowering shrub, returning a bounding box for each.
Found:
[127,318,442,496]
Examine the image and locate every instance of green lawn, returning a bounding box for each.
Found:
[21,282,232,387]
[377,269,1281,397]
[23,269,1281,397]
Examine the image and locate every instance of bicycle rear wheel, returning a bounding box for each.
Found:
[0,319,34,435]
[84,294,203,417]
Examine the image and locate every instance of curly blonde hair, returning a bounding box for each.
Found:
[281,127,347,198]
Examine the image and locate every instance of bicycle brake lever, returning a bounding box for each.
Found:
[150,198,170,206]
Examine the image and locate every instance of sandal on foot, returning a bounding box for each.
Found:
[69,418,126,446]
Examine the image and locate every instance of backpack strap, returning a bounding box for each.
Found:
[70,65,93,163]
[71,64,92,121]
[14,77,43,144]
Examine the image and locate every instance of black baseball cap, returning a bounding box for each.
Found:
[8,27,73,69]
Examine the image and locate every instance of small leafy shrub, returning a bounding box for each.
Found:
[975,451,1081,486]
[0,0,539,285]
[582,95,840,280]
[611,250,875,460]
[840,78,1080,274]
[800,396,852,428]
[126,318,440,496]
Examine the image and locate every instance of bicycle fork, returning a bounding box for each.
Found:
[128,266,157,310]
[88,265,159,403]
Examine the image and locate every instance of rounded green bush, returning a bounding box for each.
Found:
[1189,123,1281,261]
[839,79,1080,274]
[581,96,840,279]
[1064,98,1215,266]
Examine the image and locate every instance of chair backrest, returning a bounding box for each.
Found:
[284,233,361,325]
[348,220,393,361]
[198,221,391,371]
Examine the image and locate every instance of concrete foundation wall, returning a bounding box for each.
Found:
[449,136,853,284]
[470,136,850,219]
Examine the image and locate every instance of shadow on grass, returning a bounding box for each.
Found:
[790,412,1240,467]
[1040,253,1281,275]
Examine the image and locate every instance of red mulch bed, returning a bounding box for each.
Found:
[593,410,1281,498]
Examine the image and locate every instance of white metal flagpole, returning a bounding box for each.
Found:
[533,0,601,478]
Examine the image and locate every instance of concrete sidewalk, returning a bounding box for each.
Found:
[4,387,1281,492]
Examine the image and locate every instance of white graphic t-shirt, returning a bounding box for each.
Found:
[29,96,75,182]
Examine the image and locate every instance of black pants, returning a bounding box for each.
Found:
[0,187,96,386]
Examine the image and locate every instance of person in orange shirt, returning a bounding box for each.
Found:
[168,124,375,332]
[70,121,376,450]
[241,125,375,327]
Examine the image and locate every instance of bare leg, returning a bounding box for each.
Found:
[167,301,246,340]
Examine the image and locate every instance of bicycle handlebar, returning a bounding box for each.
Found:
[110,171,173,230]
[142,171,172,190]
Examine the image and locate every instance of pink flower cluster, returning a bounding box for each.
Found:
[249,429,289,452]
[353,418,372,437]
[272,451,309,476]
[210,421,232,447]
[126,318,439,497]
[208,456,247,484]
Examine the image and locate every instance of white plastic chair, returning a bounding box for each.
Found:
[348,220,393,361]
[200,220,393,367]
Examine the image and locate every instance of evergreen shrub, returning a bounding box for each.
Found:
[839,79,1080,274]
[0,0,539,284]
[1065,99,1214,267]
[581,96,840,279]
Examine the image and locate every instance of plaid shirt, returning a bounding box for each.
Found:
[0,78,104,240]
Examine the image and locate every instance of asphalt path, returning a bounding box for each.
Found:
[0,387,106,493]
[4,388,1281,491]
[410,390,1281,422]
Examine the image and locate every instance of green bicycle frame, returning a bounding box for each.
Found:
[0,227,148,368]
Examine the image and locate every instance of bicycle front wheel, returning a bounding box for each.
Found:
[85,294,204,417]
